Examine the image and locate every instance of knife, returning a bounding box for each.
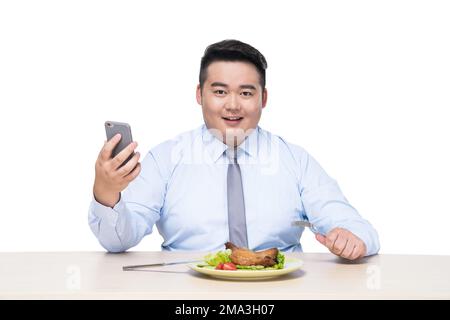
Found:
[291,220,319,234]
[122,259,203,271]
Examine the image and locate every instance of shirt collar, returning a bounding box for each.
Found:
[201,125,260,163]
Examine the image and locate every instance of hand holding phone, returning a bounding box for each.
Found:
[93,121,141,207]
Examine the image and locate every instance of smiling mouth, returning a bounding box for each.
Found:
[222,116,243,121]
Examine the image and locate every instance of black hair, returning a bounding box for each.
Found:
[199,39,267,90]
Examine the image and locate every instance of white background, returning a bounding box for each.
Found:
[1,0,449,254]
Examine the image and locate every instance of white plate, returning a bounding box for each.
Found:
[187,258,303,280]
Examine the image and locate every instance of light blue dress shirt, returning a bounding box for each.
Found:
[88,124,380,255]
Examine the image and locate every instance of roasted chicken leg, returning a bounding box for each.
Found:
[225,242,279,267]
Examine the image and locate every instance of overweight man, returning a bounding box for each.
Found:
[89,39,380,260]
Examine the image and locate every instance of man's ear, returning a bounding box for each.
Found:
[196,84,202,106]
[261,88,268,109]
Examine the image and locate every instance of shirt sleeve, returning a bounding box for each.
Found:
[298,148,380,256]
[88,151,166,252]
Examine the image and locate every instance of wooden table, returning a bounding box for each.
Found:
[1,252,449,299]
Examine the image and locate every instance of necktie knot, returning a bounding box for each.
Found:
[226,148,238,164]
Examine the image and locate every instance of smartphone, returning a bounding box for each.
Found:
[104,121,135,167]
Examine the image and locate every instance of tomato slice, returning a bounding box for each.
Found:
[215,263,224,270]
[222,262,237,271]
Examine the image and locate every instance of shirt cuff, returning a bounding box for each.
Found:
[91,196,126,226]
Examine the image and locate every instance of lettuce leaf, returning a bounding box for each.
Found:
[204,249,232,266]
[272,251,286,269]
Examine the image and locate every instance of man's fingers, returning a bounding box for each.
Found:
[118,152,141,177]
[315,233,327,246]
[320,228,368,260]
[325,229,339,251]
[125,162,141,182]
[112,141,138,169]
[350,245,363,260]
[99,134,122,161]
[332,235,348,256]
[355,242,367,259]
[340,242,356,259]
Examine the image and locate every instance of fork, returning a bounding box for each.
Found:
[291,220,319,234]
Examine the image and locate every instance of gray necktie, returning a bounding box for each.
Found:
[226,148,248,248]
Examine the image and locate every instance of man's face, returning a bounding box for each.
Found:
[196,61,267,146]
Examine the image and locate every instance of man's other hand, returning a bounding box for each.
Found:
[315,228,367,260]
[93,134,141,208]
